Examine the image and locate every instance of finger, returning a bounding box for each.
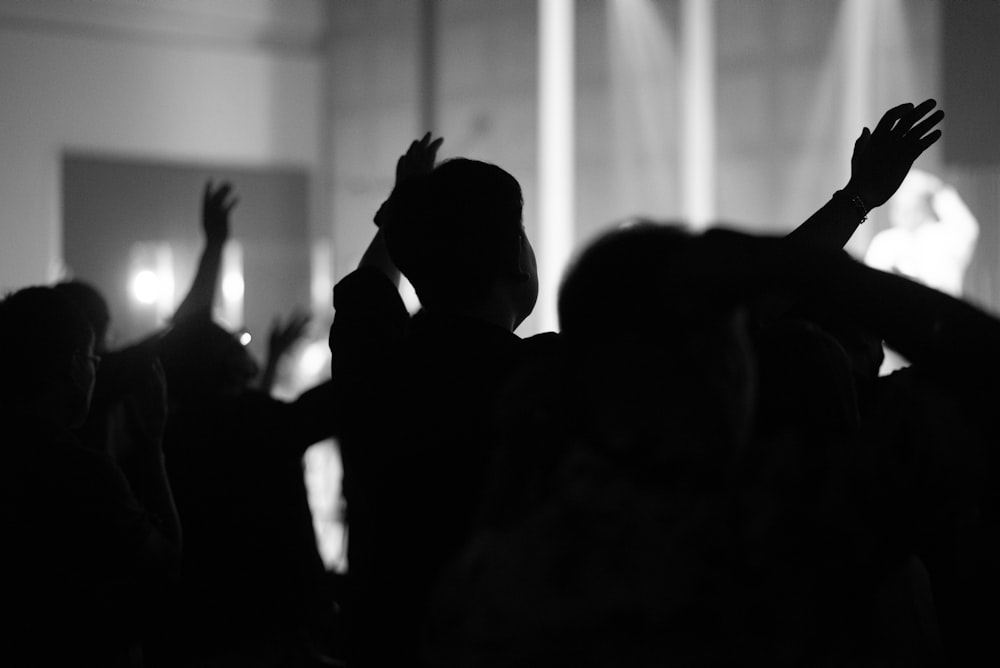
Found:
[892,99,938,137]
[873,102,914,137]
[906,108,944,142]
[422,137,444,169]
[911,129,942,157]
[853,128,867,151]
[213,183,233,203]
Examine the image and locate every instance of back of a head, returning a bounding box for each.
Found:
[558,222,759,453]
[158,314,258,403]
[0,286,94,407]
[384,158,526,310]
[53,280,111,352]
[559,222,697,344]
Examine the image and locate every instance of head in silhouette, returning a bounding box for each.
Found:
[0,286,97,428]
[559,222,756,460]
[383,158,538,331]
[158,313,258,405]
[53,280,112,354]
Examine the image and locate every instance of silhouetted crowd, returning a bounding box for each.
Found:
[5,99,999,667]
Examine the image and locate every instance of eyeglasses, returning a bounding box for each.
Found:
[74,351,102,370]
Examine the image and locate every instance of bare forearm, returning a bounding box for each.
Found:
[786,191,867,251]
[174,240,223,322]
[801,254,1000,382]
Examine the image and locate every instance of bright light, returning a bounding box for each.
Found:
[132,270,160,305]
[222,272,244,301]
[239,331,252,346]
[298,340,330,380]
[538,0,575,332]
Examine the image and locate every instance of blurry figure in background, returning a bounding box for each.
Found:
[144,181,339,668]
[152,317,338,668]
[259,308,312,395]
[259,308,350,576]
[427,222,1000,666]
[0,286,182,667]
[55,180,239,460]
[864,169,978,373]
[865,169,978,297]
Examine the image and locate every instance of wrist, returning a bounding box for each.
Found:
[834,188,870,223]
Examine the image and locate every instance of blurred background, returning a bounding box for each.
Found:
[1,0,998,568]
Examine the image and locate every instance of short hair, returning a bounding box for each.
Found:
[383,158,525,310]
[157,314,256,401]
[0,286,94,403]
[53,280,111,349]
[558,222,697,343]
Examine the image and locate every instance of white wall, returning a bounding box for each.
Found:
[0,0,324,292]
[324,0,544,331]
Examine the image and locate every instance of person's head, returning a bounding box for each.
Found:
[383,158,538,328]
[559,222,757,454]
[53,280,111,354]
[0,286,97,427]
[157,313,258,404]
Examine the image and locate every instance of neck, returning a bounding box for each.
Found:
[462,302,518,332]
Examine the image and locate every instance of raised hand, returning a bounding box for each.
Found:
[259,308,312,393]
[395,132,445,187]
[202,180,238,246]
[845,99,944,210]
[268,308,312,362]
[375,133,444,230]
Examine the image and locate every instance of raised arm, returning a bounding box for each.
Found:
[259,308,311,394]
[328,134,444,377]
[787,99,944,250]
[363,132,445,287]
[173,180,238,323]
[702,228,1000,387]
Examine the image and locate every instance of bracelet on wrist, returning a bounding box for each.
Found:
[834,189,869,223]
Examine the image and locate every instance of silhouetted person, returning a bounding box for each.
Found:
[329,135,557,667]
[866,168,978,298]
[147,314,335,667]
[0,286,181,667]
[54,181,240,462]
[427,223,990,666]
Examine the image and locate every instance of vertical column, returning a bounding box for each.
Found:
[220,241,245,329]
[538,0,575,332]
[680,0,715,230]
[419,0,439,134]
[842,0,874,254]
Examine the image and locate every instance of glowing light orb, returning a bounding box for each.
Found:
[222,273,245,301]
[132,270,160,305]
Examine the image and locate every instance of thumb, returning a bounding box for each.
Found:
[854,127,871,150]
